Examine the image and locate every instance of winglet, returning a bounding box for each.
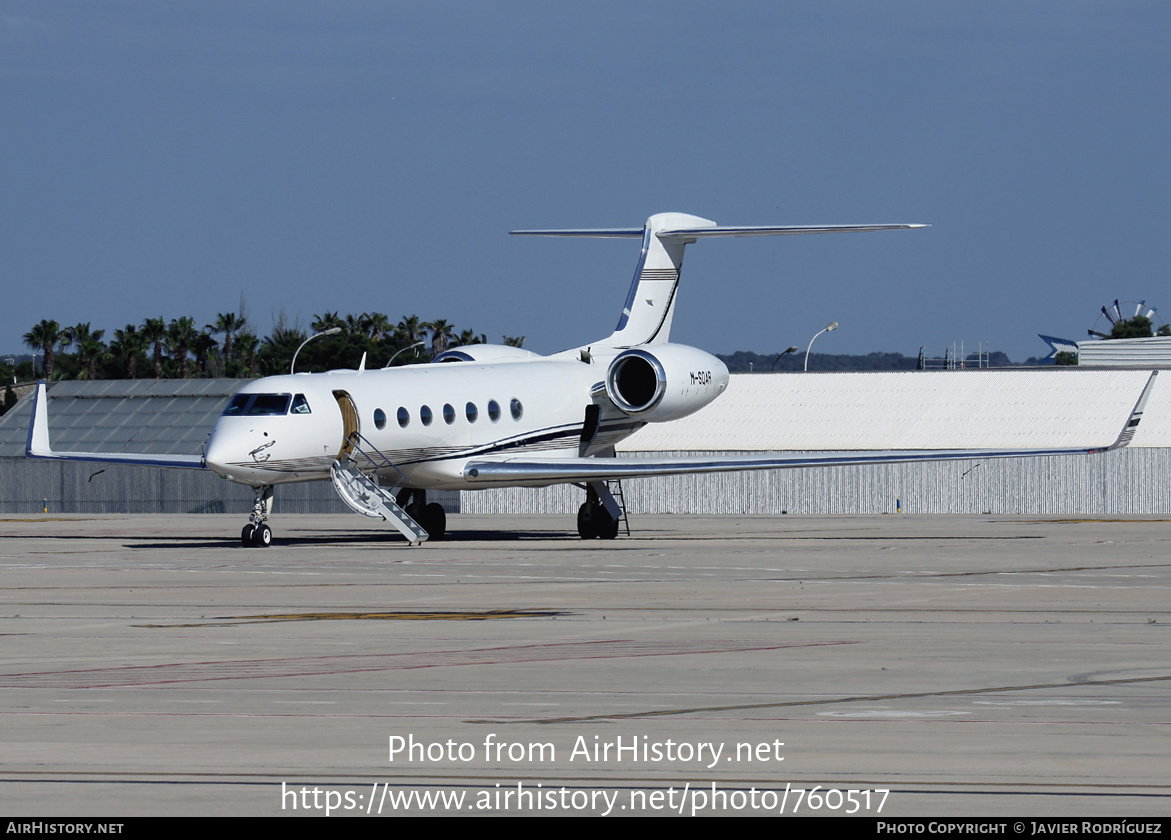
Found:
[26,381,52,457]
[1101,370,1157,452]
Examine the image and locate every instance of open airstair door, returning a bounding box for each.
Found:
[328,389,429,545]
[333,390,360,459]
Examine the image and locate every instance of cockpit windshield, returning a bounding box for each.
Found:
[222,393,292,416]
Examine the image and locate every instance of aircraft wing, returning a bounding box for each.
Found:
[463,372,1155,486]
[25,382,206,469]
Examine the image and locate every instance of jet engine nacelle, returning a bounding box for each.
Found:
[604,344,730,423]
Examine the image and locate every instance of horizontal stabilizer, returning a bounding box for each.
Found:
[511,223,927,240]
[513,213,927,347]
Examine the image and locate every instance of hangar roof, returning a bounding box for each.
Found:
[0,379,248,457]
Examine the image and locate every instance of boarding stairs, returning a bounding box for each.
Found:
[329,433,429,545]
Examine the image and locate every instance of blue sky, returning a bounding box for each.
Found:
[3,2,1170,363]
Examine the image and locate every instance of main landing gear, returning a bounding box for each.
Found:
[577,482,621,540]
[396,489,447,541]
[240,484,274,548]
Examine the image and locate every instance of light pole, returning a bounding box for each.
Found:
[385,340,426,368]
[290,327,342,374]
[771,345,800,371]
[804,322,838,371]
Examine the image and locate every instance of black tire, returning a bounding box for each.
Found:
[597,507,620,540]
[252,523,272,547]
[577,502,597,539]
[423,503,447,540]
[241,524,255,547]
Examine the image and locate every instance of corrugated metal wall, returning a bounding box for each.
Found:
[10,450,1167,517]
[0,459,458,515]
[460,448,1171,516]
[1079,336,1171,367]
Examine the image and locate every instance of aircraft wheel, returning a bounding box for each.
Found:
[596,507,620,540]
[251,523,272,547]
[577,502,597,539]
[241,524,255,547]
[423,503,447,540]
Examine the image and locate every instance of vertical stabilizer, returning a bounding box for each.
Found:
[606,213,716,347]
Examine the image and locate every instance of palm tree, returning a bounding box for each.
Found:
[23,319,63,380]
[311,311,344,333]
[344,312,369,337]
[235,332,259,378]
[168,316,198,379]
[67,323,106,380]
[208,312,246,367]
[426,319,455,359]
[455,329,484,347]
[111,325,146,379]
[142,317,168,379]
[397,315,426,345]
[366,311,392,342]
[191,331,218,376]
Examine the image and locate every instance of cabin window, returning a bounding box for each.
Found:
[291,394,311,415]
[420,405,433,426]
[373,408,387,430]
[487,400,501,423]
[510,398,523,421]
[466,402,478,423]
[443,403,456,425]
[397,407,410,428]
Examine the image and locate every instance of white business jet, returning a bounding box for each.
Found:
[26,212,1153,546]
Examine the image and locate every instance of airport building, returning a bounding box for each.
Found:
[1,368,1169,517]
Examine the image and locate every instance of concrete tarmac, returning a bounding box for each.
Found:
[0,512,1168,817]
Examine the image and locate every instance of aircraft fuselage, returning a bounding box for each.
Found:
[202,351,645,490]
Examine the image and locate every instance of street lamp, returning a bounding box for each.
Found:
[385,340,426,368]
[804,322,838,371]
[290,327,342,374]
[771,345,800,371]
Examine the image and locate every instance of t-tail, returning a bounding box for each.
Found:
[512,213,928,348]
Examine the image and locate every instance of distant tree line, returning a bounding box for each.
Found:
[12,311,526,386]
[1106,315,1171,340]
[718,350,1029,373]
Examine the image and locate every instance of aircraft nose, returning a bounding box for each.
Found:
[204,427,238,476]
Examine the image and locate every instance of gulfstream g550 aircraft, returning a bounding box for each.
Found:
[26,213,1153,546]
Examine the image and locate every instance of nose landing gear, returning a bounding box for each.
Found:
[240,484,275,547]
